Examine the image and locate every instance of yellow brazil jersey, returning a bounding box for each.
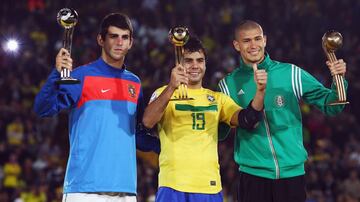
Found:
[151,86,242,194]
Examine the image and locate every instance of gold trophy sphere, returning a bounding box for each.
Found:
[169,27,190,47]
[57,8,78,29]
[322,31,343,52]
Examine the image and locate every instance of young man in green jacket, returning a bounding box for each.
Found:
[218,20,347,202]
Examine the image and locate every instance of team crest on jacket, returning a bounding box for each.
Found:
[274,95,285,107]
[207,95,215,102]
[128,84,136,98]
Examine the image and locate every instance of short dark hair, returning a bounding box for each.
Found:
[184,36,206,58]
[234,20,263,39]
[99,13,133,40]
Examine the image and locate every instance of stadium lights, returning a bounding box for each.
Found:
[2,38,20,54]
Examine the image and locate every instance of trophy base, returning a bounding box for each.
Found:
[327,101,349,106]
[170,98,195,101]
[56,77,81,84]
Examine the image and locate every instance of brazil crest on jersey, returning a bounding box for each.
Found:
[150,86,241,193]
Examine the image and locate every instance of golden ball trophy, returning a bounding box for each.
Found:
[56,8,80,84]
[322,31,349,105]
[168,26,193,100]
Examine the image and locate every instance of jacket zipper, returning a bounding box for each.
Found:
[263,111,280,179]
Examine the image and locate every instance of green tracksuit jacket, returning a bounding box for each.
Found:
[218,53,347,179]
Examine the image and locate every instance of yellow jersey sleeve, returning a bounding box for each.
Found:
[149,86,167,104]
[218,92,242,126]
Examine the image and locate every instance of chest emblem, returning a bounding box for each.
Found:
[274,95,285,108]
[207,95,215,102]
[128,84,136,98]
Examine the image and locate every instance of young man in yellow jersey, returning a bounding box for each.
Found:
[142,37,267,202]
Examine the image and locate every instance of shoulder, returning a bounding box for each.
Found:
[149,85,167,103]
[271,60,294,69]
[224,68,241,79]
[203,88,228,100]
[73,61,97,72]
[70,61,98,77]
[269,60,305,77]
[123,69,141,83]
[155,85,167,93]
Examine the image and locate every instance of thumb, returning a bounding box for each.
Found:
[252,63,258,72]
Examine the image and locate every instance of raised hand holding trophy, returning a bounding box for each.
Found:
[168,26,193,100]
[56,8,80,84]
[322,31,349,105]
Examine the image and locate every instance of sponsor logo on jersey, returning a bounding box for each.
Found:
[238,89,245,95]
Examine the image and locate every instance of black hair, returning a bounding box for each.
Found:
[99,13,133,40]
[183,36,206,58]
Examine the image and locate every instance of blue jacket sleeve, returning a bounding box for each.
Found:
[33,69,82,117]
[135,87,161,154]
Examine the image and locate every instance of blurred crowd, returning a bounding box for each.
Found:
[0,0,360,201]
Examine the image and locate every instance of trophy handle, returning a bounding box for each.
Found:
[63,27,74,54]
[322,31,348,105]
[175,46,184,65]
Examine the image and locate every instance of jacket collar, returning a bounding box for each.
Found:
[97,57,126,71]
[238,53,272,72]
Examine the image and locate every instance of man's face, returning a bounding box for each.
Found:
[183,50,206,86]
[233,27,267,64]
[98,26,133,62]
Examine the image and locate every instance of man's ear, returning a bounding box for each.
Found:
[233,40,240,52]
[97,34,104,47]
[263,35,267,47]
[129,37,134,49]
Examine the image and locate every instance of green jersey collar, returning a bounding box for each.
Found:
[239,53,272,71]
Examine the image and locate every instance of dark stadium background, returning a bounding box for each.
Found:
[0,0,359,201]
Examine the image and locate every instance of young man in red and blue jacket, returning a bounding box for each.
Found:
[34,13,159,202]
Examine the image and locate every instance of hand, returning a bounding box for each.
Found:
[253,63,267,92]
[326,59,346,77]
[55,48,73,73]
[169,65,189,89]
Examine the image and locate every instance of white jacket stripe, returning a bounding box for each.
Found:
[219,79,230,95]
[291,65,299,100]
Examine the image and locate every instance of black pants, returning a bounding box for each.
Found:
[237,172,306,202]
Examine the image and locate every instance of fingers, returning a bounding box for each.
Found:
[253,68,267,92]
[176,64,187,73]
[254,70,267,85]
[253,63,267,86]
[174,65,188,77]
[170,65,189,88]
[56,48,73,73]
[326,59,346,76]
[58,48,70,56]
[252,63,258,72]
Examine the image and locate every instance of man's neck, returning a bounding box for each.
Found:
[102,54,124,69]
[187,83,202,89]
[243,55,265,66]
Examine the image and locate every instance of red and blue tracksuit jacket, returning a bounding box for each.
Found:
[34,58,159,194]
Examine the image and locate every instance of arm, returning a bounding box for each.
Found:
[33,48,80,117]
[142,65,188,129]
[136,88,161,154]
[301,59,347,115]
[230,64,267,129]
